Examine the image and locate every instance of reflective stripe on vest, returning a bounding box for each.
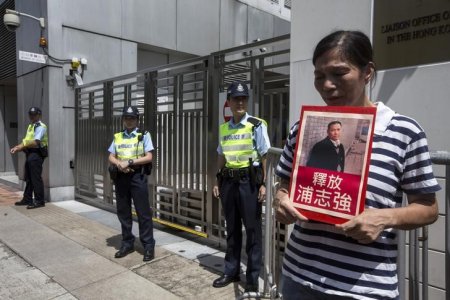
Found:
[114,132,144,160]
[220,120,260,169]
[23,123,48,147]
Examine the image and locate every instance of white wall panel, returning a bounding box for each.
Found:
[373,62,450,156]
[290,0,372,63]
[122,0,177,50]
[177,0,220,55]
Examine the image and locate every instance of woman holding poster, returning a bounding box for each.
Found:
[274,30,440,299]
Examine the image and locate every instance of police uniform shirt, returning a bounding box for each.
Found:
[31,121,47,147]
[108,129,154,155]
[217,112,271,159]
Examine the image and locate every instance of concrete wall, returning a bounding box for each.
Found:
[0,85,17,172]
[290,1,448,299]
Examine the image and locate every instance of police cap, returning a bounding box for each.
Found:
[227,81,249,98]
[122,106,139,118]
[28,107,42,115]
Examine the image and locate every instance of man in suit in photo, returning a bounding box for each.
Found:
[306,121,345,172]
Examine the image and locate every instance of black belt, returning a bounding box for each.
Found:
[221,167,250,179]
[130,166,143,172]
[25,148,40,154]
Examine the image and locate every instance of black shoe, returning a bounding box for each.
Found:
[244,284,259,293]
[26,202,45,209]
[15,200,32,206]
[114,246,135,258]
[143,248,155,262]
[212,274,240,288]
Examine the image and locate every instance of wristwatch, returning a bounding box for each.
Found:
[128,159,134,166]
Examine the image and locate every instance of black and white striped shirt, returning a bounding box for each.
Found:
[276,102,440,299]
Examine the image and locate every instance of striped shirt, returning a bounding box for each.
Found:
[275,102,440,299]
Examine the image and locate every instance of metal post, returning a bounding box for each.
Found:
[397,228,406,300]
[263,152,274,296]
[409,229,418,300]
[420,226,429,300]
[446,164,450,299]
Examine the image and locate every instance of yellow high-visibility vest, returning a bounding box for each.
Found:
[219,116,266,169]
[114,132,144,160]
[22,122,48,147]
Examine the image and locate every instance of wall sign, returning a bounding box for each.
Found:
[373,0,450,69]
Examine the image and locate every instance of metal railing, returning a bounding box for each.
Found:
[74,34,291,247]
[262,148,450,300]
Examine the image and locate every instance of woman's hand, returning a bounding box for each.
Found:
[336,208,388,244]
[274,189,308,224]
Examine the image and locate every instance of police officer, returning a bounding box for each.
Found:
[11,107,48,209]
[212,81,271,293]
[108,106,155,262]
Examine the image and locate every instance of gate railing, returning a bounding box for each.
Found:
[74,34,291,244]
[263,148,450,300]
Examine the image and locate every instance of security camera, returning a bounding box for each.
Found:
[3,11,21,32]
[3,9,45,32]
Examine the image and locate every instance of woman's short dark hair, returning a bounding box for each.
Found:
[313,30,377,77]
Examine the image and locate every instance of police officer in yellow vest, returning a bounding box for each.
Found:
[212,81,271,293]
[11,107,48,209]
[108,106,155,262]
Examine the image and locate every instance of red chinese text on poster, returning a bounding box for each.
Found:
[288,106,376,224]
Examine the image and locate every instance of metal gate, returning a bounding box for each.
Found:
[74,34,290,244]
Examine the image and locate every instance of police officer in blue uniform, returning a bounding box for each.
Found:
[11,107,48,209]
[212,81,271,293]
[108,106,155,262]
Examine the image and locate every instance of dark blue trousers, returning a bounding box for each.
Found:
[115,172,155,250]
[23,152,45,204]
[220,176,262,286]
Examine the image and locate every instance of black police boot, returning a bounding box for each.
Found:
[27,202,45,209]
[143,248,155,262]
[114,246,135,258]
[15,199,32,206]
[212,274,240,288]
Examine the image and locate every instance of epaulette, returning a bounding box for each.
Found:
[247,117,262,128]
[137,130,148,142]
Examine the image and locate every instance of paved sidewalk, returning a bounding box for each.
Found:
[0,184,251,300]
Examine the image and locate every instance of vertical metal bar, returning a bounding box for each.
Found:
[206,54,220,239]
[173,75,179,217]
[446,164,450,298]
[409,229,419,300]
[398,194,407,300]
[74,87,80,196]
[145,71,157,209]
[263,152,274,296]
[103,81,113,204]
[201,65,208,224]
[88,89,94,194]
[397,229,406,300]
[421,226,429,300]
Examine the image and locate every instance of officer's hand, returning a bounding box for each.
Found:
[117,161,129,172]
[274,189,308,224]
[213,185,220,199]
[258,185,266,202]
[10,146,20,154]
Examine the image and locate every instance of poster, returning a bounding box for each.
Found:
[288,106,376,224]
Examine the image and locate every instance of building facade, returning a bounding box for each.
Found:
[0,0,290,200]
